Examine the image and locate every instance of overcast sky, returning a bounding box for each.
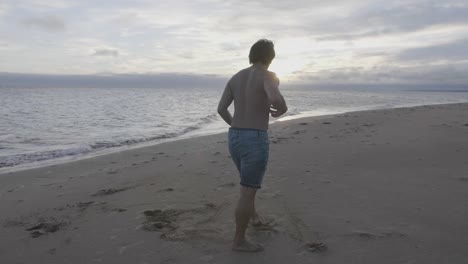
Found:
[0,0,467,85]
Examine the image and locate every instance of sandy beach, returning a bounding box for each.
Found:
[1,103,467,264]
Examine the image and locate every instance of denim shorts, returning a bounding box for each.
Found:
[228,127,270,189]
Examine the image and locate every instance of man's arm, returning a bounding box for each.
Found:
[217,81,233,125]
[264,72,287,117]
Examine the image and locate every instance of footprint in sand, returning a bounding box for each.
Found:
[142,203,227,242]
[281,204,327,252]
[250,217,278,232]
[345,230,408,240]
[91,187,131,197]
[76,201,94,211]
[458,177,468,182]
[271,136,290,144]
[292,130,306,135]
[142,209,179,231]
[54,201,96,213]
[25,219,67,238]
[304,242,327,252]
[219,182,236,188]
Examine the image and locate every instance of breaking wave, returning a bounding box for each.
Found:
[0,113,219,168]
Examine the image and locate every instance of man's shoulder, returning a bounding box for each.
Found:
[229,67,278,84]
[265,71,279,85]
[229,67,249,83]
[233,67,250,77]
[266,70,278,79]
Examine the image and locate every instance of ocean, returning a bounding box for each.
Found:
[1,85,468,173]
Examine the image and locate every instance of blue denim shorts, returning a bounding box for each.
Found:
[228,127,270,189]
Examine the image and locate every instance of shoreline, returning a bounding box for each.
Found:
[2,101,467,176]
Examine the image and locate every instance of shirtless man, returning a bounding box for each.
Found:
[217,39,288,252]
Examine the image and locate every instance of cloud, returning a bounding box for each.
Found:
[1,69,467,89]
[295,63,468,85]
[19,15,65,32]
[2,0,468,86]
[15,0,74,10]
[92,49,119,57]
[0,3,9,17]
[367,2,468,30]
[398,38,468,61]
[314,1,468,41]
[30,0,73,9]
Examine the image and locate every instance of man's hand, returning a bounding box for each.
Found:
[264,72,287,118]
[270,105,286,118]
[218,81,234,125]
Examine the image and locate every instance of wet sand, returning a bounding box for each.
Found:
[1,103,468,264]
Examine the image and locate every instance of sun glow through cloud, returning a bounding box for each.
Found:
[268,37,315,81]
[269,57,308,81]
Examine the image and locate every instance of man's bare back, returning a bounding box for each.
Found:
[218,64,287,131]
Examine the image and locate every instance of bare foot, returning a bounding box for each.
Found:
[232,239,264,253]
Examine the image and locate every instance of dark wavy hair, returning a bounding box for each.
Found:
[249,39,275,66]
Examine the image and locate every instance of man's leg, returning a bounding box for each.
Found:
[251,198,265,226]
[232,186,263,252]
